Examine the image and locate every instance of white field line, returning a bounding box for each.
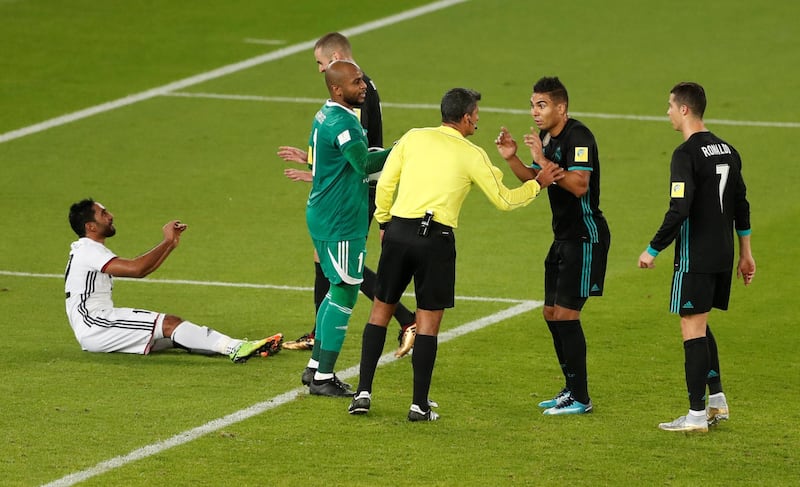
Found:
[39,297,539,487]
[0,0,468,145]
[163,91,800,128]
[242,39,286,45]
[0,270,527,304]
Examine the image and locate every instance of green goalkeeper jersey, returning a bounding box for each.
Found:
[306,101,371,241]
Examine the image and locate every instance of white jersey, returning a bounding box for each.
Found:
[65,237,116,316]
[64,237,163,354]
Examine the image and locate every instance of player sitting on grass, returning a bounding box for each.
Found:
[65,198,282,362]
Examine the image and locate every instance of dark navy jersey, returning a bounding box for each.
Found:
[357,72,383,148]
[649,131,751,273]
[533,118,608,242]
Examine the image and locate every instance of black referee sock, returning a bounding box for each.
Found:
[356,323,387,393]
[705,325,723,395]
[412,334,438,410]
[556,320,589,404]
[684,336,710,411]
[546,320,568,388]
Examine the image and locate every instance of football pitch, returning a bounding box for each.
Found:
[1,0,798,485]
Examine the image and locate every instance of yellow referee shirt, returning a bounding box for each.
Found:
[375,125,542,228]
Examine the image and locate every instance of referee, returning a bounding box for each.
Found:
[348,88,564,421]
[639,82,755,432]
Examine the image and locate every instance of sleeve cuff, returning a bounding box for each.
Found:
[646,245,660,257]
[736,228,752,237]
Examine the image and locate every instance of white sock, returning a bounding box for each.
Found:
[306,358,319,369]
[688,409,706,418]
[314,371,333,381]
[171,321,241,355]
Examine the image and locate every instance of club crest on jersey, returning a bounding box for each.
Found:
[671,182,685,198]
[575,147,589,162]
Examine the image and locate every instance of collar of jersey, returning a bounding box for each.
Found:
[325,100,358,117]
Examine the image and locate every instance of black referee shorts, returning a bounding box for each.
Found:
[374,217,456,310]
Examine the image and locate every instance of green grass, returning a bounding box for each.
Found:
[1,0,799,485]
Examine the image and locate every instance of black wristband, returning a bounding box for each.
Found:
[379,222,387,230]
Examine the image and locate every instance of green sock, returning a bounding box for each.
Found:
[315,283,358,373]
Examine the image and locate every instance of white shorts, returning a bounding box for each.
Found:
[68,307,166,355]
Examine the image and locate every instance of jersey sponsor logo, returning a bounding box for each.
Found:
[700,143,731,157]
[575,147,589,163]
[671,182,685,198]
[337,130,352,146]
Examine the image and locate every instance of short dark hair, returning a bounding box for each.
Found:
[69,198,96,237]
[670,81,706,118]
[441,88,481,124]
[533,76,569,108]
[315,32,352,56]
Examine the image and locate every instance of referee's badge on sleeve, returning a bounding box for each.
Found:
[671,182,685,198]
[575,147,589,162]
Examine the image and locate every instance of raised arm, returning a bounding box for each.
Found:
[523,127,589,197]
[104,221,187,278]
[495,127,537,182]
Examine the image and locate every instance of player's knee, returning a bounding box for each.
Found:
[162,314,183,337]
[330,283,359,309]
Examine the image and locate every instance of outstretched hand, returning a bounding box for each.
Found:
[494,127,518,160]
[284,168,313,182]
[523,127,545,163]
[277,146,309,164]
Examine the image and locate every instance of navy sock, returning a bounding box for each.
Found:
[546,319,568,388]
[311,262,329,336]
[556,320,589,404]
[684,337,710,411]
[706,325,723,395]
[314,262,329,312]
